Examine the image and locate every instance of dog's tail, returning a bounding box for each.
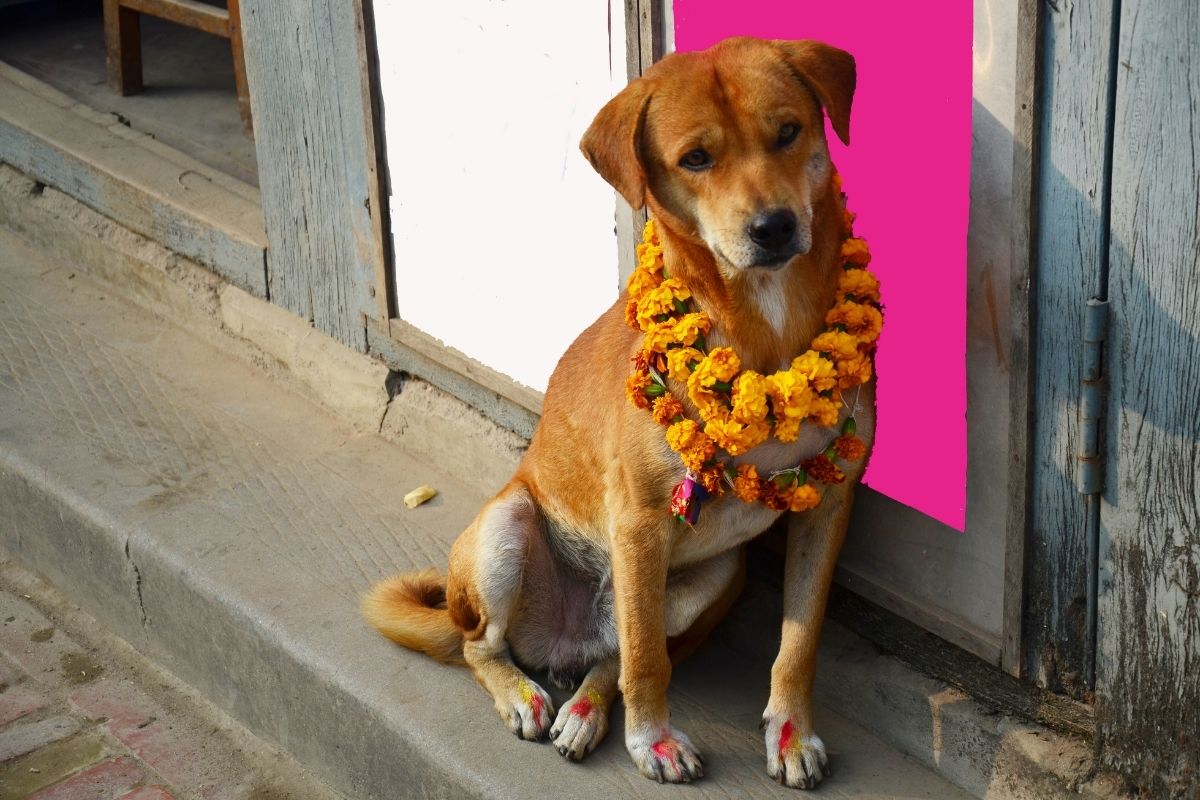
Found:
[361,569,465,665]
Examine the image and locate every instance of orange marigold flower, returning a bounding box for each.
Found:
[789,483,821,512]
[835,353,873,389]
[836,269,881,303]
[652,395,685,426]
[666,420,715,471]
[625,370,652,410]
[732,464,762,502]
[666,346,702,382]
[825,302,883,343]
[697,465,724,494]
[627,265,663,298]
[760,482,791,511]
[803,455,845,484]
[642,218,658,244]
[841,237,871,266]
[834,434,867,461]
[624,297,640,329]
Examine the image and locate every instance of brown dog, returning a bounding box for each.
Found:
[363,37,871,790]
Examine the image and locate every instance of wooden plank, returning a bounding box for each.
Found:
[1001,0,1043,677]
[1024,0,1116,698]
[103,0,143,95]
[1098,0,1200,793]
[353,0,394,323]
[122,0,231,38]
[366,317,541,440]
[0,68,267,296]
[240,0,380,351]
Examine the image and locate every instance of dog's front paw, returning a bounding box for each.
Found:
[762,713,828,789]
[496,677,555,741]
[627,726,704,783]
[550,687,608,761]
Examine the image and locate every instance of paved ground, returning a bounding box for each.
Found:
[0,561,342,800]
[0,219,985,799]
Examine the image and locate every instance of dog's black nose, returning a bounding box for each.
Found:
[746,208,798,252]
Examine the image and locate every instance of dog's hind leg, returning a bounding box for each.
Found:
[450,484,556,741]
[550,654,619,761]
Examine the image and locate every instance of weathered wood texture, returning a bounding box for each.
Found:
[366,318,541,439]
[1025,0,1116,698]
[1001,0,1043,677]
[239,0,381,351]
[1097,0,1200,794]
[0,65,267,295]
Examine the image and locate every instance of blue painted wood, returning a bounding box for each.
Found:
[238,0,380,351]
[1025,0,1117,699]
[1098,0,1200,794]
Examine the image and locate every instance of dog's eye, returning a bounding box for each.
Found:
[778,123,801,147]
[679,149,713,171]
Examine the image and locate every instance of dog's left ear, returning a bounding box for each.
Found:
[772,40,856,146]
[580,79,653,210]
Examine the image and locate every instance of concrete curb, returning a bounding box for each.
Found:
[0,164,1125,799]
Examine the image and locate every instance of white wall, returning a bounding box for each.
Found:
[374,1,625,391]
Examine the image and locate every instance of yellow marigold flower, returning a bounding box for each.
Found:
[730,371,770,423]
[635,279,688,329]
[642,321,678,353]
[774,417,802,442]
[690,347,740,390]
[811,331,859,361]
[705,417,769,456]
[667,419,715,471]
[809,396,840,427]
[765,369,813,421]
[665,419,700,453]
[790,351,837,394]
[673,313,711,347]
[666,347,702,382]
[690,387,726,421]
[642,218,657,243]
[789,483,821,512]
[841,237,871,266]
[625,370,652,410]
[732,464,762,502]
[835,352,873,389]
[627,266,663,298]
[836,269,881,303]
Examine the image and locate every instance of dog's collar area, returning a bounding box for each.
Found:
[624,173,880,524]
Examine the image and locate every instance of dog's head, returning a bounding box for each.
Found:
[581,37,855,273]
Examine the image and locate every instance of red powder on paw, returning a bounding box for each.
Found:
[651,740,676,765]
[569,697,594,717]
[778,720,795,754]
[529,691,545,723]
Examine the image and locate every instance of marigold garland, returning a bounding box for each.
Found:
[624,174,882,522]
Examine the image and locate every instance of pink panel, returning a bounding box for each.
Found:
[673,2,971,530]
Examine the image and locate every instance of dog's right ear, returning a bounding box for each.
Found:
[580,80,653,211]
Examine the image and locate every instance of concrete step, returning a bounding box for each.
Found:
[0,223,998,799]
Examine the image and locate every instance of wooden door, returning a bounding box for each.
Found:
[1095,0,1200,793]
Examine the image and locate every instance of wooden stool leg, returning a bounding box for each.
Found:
[102,0,143,95]
[227,0,253,136]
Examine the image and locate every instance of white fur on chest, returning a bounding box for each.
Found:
[745,269,791,338]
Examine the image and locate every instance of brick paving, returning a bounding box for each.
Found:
[0,563,341,800]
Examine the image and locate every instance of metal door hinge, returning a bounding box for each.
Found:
[1077,298,1108,495]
